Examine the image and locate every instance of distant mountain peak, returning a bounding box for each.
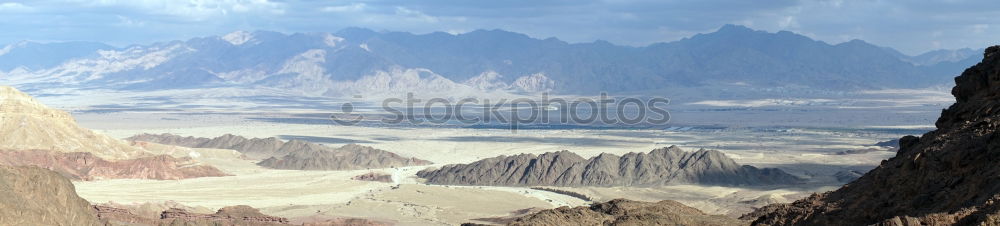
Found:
[335,27,379,40]
[221,30,254,45]
[716,24,756,33]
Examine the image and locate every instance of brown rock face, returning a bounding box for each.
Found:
[0,149,230,181]
[0,165,101,225]
[500,199,742,226]
[417,146,802,187]
[745,46,1000,225]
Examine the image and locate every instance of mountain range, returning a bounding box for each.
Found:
[417,146,802,187]
[0,25,980,97]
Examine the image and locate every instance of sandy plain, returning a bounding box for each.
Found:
[31,86,945,225]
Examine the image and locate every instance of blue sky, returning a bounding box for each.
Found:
[0,0,997,55]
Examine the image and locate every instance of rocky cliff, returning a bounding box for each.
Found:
[0,165,102,225]
[0,149,230,181]
[745,46,1000,225]
[129,134,432,170]
[496,199,742,226]
[418,146,801,187]
[257,143,432,170]
[0,86,149,160]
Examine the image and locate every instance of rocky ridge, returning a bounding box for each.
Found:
[417,146,802,187]
[128,133,432,170]
[126,133,285,159]
[745,46,1000,225]
[0,149,230,181]
[494,199,743,226]
[257,143,432,170]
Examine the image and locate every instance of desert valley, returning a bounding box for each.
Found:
[2,2,1000,225]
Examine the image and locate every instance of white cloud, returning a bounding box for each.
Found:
[80,0,285,20]
[321,3,365,13]
[116,15,146,27]
[395,7,439,23]
[0,2,32,12]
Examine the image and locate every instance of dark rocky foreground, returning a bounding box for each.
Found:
[465,199,743,226]
[0,166,390,225]
[128,133,432,170]
[418,146,802,187]
[0,165,102,225]
[743,46,1000,225]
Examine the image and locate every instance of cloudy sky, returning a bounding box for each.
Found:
[0,0,996,55]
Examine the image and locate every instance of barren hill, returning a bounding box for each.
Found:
[0,86,149,160]
[0,86,228,181]
[745,46,1000,225]
[418,146,801,187]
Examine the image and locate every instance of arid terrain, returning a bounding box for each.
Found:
[0,7,991,224]
[51,95,914,225]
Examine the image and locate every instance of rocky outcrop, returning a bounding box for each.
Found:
[0,165,101,225]
[0,86,150,160]
[497,199,743,226]
[418,146,802,187]
[745,46,1000,225]
[0,149,229,181]
[257,143,432,170]
[128,134,432,170]
[833,170,864,183]
[352,172,394,183]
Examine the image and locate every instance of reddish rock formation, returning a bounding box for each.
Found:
[0,149,230,181]
[744,47,1000,225]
